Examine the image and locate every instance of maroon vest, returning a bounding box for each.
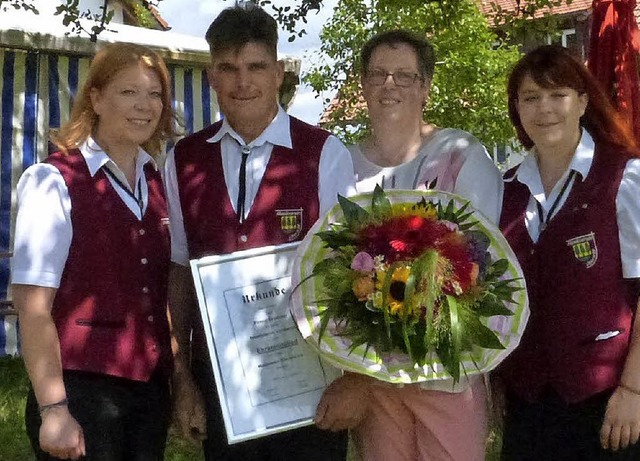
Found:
[173,116,327,258]
[46,151,171,382]
[499,143,637,403]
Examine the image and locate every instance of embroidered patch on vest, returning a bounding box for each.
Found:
[566,232,598,268]
[276,208,303,241]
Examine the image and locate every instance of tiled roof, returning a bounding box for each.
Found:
[116,0,171,31]
[146,3,170,30]
[479,0,592,18]
[319,93,366,126]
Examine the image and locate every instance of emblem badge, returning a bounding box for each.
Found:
[276,208,303,241]
[566,232,598,268]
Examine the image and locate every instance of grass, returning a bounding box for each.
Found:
[0,356,32,460]
[0,356,203,461]
[1,356,499,461]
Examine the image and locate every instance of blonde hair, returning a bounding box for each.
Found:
[51,42,178,157]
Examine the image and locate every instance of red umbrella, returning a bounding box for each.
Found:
[588,0,640,142]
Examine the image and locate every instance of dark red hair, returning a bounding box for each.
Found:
[507,45,637,152]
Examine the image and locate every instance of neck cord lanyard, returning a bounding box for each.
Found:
[536,170,576,233]
[103,166,144,217]
[237,146,250,224]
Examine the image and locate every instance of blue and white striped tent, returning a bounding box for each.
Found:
[0,35,220,356]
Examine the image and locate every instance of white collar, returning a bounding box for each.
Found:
[511,129,595,184]
[79,137,157,177]
[206,106,292,150]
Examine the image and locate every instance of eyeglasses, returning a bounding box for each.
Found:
[365,69,421,87]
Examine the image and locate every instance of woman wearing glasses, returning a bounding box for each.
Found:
[315,30,502,461]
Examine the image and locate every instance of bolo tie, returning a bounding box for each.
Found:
[237,146,251,224]
[536,170,576,233]
[103,166,144,217]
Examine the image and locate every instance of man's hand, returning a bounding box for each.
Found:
[39,406,85,460]
[315,373,373,431]
[600,386,640,451]
[172,373,207,444]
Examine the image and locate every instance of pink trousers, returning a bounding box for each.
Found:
[352,375,488,461]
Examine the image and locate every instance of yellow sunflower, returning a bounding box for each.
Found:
[388,266,411,315]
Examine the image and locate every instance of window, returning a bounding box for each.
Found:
[547,28,584,58]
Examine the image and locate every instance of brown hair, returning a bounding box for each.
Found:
[360,29,435,83]
[507,45,637,151]
[51,42,177,157]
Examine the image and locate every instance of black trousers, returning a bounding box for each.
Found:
[25,370,170,461]
[192,353,348,461]
[502,388,640,461]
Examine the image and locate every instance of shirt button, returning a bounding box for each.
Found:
[139,229,146,236]
[240,235,248,243]
[141,258,148,265]
[142,287,149,294]
[147,315,154,322]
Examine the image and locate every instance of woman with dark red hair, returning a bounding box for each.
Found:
[498,44,640,460]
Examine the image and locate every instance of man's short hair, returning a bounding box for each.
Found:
[205,4,279,60]
[360,30,436,82]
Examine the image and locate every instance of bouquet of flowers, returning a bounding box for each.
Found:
[291,187,529,384]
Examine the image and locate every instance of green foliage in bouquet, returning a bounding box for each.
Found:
[310,186,520,382]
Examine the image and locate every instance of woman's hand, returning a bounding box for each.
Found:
[39,406,85,459]
[315,373,373,431]
[600,386,640,451]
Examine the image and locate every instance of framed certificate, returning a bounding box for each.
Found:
[190,242,341,444]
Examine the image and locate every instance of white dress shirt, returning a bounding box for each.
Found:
[507,129,640,278]
[164,107,356,266]
[12,138,158,288]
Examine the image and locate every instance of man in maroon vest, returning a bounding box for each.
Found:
[164,4,355,460]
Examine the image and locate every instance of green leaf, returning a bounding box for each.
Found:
[445,199,455,218]
[312,257,341,276]
[402,315,413,360]
[315,229,356,249]
[445,295,462,383]
[317,305,335,345]
[338,194,370,229]
[371,184,391,219]
[475,301,514,317]
[489,259,510,278]
[469,321,506,350]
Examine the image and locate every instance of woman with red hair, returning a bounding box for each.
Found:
[498,44,640,460]
[12,42,177,461]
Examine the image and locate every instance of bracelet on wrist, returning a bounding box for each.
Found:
[38,398,68,414]
[619,383,640,397]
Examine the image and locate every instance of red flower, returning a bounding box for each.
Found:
[357,216,451,263]
[435,232,478,294]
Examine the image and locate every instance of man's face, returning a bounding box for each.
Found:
[208,42,284,142]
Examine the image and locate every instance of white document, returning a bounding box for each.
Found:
[190,242,340,444]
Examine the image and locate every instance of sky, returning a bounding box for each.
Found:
[156,0,339,124]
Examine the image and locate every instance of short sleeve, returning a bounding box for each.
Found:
[617,158,640,279]
[318,135,357,216]
[11,164,73,288]
[162,148,190,266]
[453,138,503,225]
